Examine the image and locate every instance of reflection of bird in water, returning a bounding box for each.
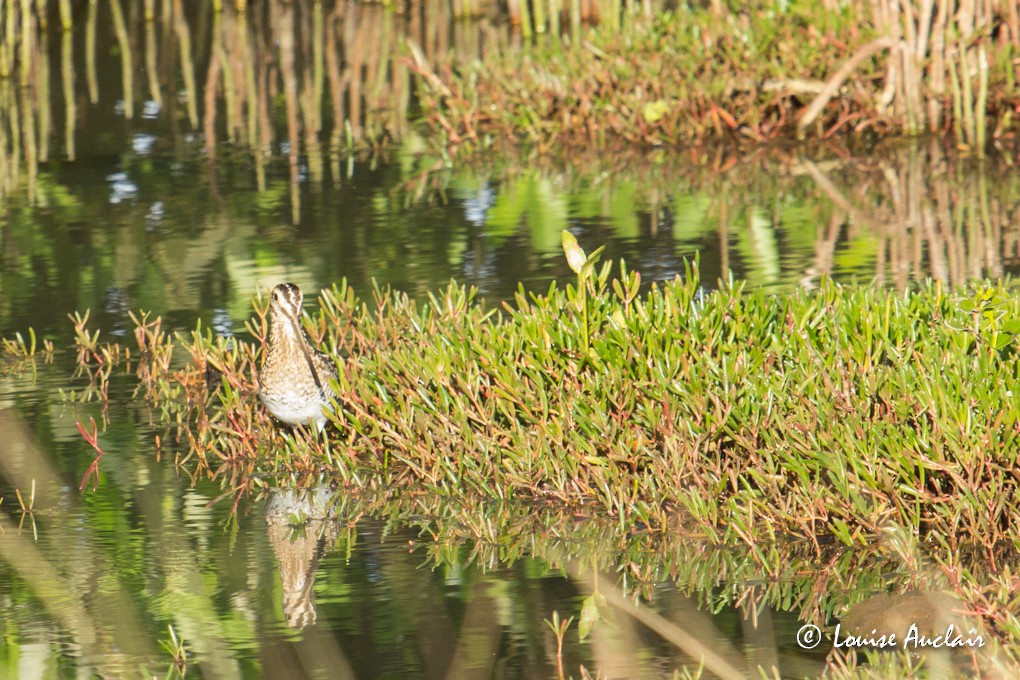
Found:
[265,488,338,629]
[258,283,338,431]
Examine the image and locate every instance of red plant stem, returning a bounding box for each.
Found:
[76,418,106,491]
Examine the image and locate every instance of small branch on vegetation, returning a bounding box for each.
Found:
[405,40,453,99]
[762,79,827,96]
[797,37,896,133]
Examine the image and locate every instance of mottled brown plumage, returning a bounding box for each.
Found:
[259,283,338,431]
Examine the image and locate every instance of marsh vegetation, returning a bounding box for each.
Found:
[3,0,1020,677]
[16,239,1011,676]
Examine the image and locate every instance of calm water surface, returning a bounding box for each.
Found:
[1,365,834,679]
[1,2,1017,678]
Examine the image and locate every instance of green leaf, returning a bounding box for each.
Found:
[562,230,586,274]
[578,593,604,640]
[580,246,607,280]
[992,333,1013,350]
[642,99,670,123]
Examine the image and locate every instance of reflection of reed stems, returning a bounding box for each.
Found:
[0,87,7,196]
[901,2,917,133]
[255,34,271,190]
[59,0,76,159]
[276,0,301,223]
[4,82,20,190]
[519,0,533,39]
[960,45,975,149]
[38,2,52,163]
[948,45,964,145]
[911,0,932,131]
[212,9,237,143]
[18,0,31,87]
[507,0,519,28]
[20,88,37,203]
[347,8,364,139]
[324,7,345,148]
[144,0,161,108]
[927,0,948,132]
[223,13,244,140]
[575,566,746,680]
[85,0,97,102]
[533,0,547,34]
[143,27,160,110]
[805,144,1018,289]
[371,11,394,135]
[297,8,317,155]
[109,0,134,119]
[953,0,991,154]
[978,170,998,278]
[14,0,35,200]
[312,2,324,135]
[601,0,619,33]
[204,34,221,159]
[1,2,12,79]
[173,0,198,127]
[975,43,988,152]
[238,8,259,149]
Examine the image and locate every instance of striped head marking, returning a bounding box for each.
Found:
[269,284,306,339]
[270,283,304,318]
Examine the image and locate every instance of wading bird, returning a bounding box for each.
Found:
[258,283,337,431]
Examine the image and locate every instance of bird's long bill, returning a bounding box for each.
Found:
[283,307,325,393]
